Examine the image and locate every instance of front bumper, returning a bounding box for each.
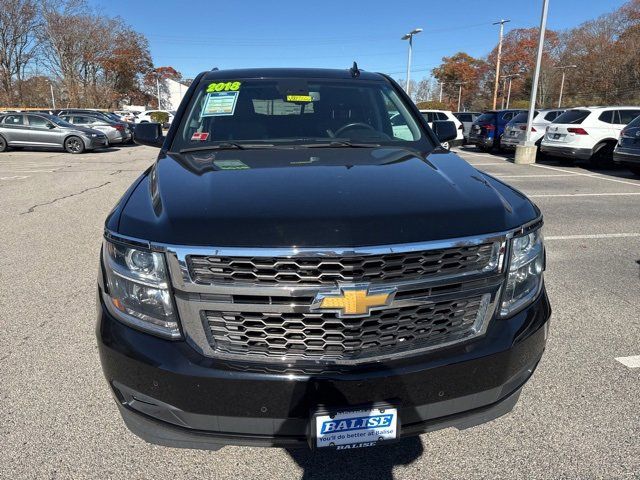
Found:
[468,135,494,148]
[88,137,109,149]
[613,148,640,166]
[97,285,551,450]
[540,144,593,160]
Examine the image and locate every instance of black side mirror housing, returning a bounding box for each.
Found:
[134,122,165,148]
[431,120,457,144]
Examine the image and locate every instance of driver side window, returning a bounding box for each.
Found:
[381,92,419,141]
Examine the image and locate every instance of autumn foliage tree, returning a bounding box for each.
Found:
[432,53,487,111]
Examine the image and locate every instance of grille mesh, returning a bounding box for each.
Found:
[204,294,488,361]
[189,243,498,285]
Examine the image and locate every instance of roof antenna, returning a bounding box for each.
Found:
[211,67,219,71]
[350,61,360,78]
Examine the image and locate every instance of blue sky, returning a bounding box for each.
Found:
[91,0,625,80]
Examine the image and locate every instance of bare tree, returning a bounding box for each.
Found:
[0,0,41,105]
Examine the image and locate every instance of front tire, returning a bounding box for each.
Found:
[64,136,85,154]
[0,135,7,152]
[590,143,614,168]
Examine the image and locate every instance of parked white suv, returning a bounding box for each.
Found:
[502,109,565,150]
[540,106,640,165]
[420,110,464,148]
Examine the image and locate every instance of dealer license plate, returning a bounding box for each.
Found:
[313,407,398,450]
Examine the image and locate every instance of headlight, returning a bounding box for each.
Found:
[102,240,180,338]
[91,133,98,137]
[499,226,545,317]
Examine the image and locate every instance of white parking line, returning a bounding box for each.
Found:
[530,192,640,198]
[532,164,640,188]
[0,175,29,180]
[615,356,640,369]
[453,149,511,161]
[546,233,640,240]
[493,174,577,178]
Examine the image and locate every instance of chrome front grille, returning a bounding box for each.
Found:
[187,243,499,285]
[203,294,491,361]
[160,234,509,367]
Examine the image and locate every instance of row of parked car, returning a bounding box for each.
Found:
[452,106,640,177]
[0,107,177,154]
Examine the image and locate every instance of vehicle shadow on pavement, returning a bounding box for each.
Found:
[278,367,425,480]
[285,436,424,480]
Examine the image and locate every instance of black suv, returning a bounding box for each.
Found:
[97,67,551,451]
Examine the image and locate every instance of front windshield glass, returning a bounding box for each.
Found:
[171,78,429,151]
[50,116,76,128]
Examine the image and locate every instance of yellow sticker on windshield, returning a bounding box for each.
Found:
[287,94,313,102]
[206,81,241,93]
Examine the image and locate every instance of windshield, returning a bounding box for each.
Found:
[171,78,429,151]
[553,110,590,124]
[50,116,76,128]
[510,112,538,124]
[475,112,495,123]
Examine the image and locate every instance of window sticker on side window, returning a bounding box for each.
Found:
[202,91,239,117]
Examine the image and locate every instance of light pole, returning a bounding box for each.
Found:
[492,19,510,110]
[439,82,445,103]
[401,28,422,97]
[503,74,520,109]
[515,0,549,164]
[556,64,577,108]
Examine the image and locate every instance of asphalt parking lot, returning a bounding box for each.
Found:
[0,145,638,479]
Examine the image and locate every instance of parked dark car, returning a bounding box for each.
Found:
[0,112,107,153]
[453,111,480,142]
[613,114,640,176]
[468,109,525,151]
[97,67,550,452]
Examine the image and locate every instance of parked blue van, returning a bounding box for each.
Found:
[468,109,525,151]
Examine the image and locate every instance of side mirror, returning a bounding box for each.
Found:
[431,120,457,144]
[46,123,55,129]
[135,122,165,148]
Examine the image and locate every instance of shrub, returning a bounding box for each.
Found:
[150,111,169,123]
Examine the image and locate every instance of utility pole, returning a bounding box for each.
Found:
[515,0,549,164]
[502,74,520,109]
[556,64,577,108]
[456,83,467,112]
[492,19,510,110]
[439,82,444,103]
[401,28,422,98]
[500,76,508,109]
[155,74,162,109]
[49,82,56,110]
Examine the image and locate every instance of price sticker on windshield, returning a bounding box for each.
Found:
[202,91,239,117]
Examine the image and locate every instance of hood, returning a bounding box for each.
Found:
[114,147,539,247]
[69,125,104,136]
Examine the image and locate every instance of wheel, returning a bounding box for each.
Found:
[590,143,615,168]
[64,136,85,154]
[629,165,640,176]
[0,135,7,152]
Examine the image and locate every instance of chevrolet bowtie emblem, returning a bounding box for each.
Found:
[312,284,397,318]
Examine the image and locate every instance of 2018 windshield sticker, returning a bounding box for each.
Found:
[202,91,239,117]
[206,81,241,93]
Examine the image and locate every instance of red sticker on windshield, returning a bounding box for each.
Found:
[191,132,209,141]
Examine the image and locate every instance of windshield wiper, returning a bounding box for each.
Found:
[296,140,380,148]
[179,142,251,153]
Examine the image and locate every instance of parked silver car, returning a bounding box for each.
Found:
[58,113,128,145]
[0,113,108,154]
